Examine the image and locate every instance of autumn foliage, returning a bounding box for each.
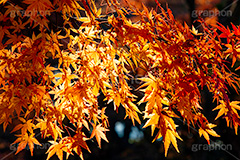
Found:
[1,0,240,159]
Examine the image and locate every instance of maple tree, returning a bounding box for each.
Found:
[1,0,240,159]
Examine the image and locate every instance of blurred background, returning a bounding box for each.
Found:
[1,0,240,160]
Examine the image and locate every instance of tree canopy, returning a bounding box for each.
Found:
[0,0,240,159]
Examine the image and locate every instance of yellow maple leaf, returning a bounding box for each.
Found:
[90,124,109,148]
[164,129,180,156]
[12,133,41,156]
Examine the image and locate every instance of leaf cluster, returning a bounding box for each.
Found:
[1,0,240,159]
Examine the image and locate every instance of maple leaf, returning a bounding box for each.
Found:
[218,23,232,38]
[4,4,23,18]
[46,141,65,160]
[191,26,203,36]
[23,0,53,18]
[163,129,181,156]
[199,123,220,144]
[90,124,109,148]
[143,112,159,135]
[5,34,24,45]
[0,26,10,43]
[53,0,84,18]
[213,100,240,129]
[12,133,41,156]
[10,18,28,33]
[0,112,12,132]
[72,132,91,159]
[143,109,182,156]
[213,100,228,120]
[230,101,240,111]
[11,119,35,134]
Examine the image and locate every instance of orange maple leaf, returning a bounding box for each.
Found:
[90,124,109,148]
[12,133,41,156]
